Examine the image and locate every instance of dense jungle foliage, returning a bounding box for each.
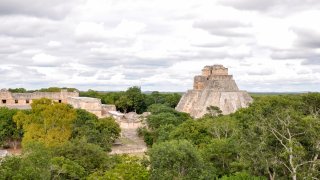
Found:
[1,89,319,179]
[139,93,320,179]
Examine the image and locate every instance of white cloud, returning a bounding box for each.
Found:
[75,20,146,42]
[253,17,297,49]
[0,0,320,92]
[32,53,59,67]
[48,41,62,47]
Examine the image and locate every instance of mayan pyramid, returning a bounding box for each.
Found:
[176,65,253,118]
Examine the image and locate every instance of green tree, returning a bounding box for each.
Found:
[220,172,266,180]
[39,87,62,92]
[91,117,121,151]
[79,89,100,98]
[137,127,155,146]
[79,88,181,113]
[146,104,190,130]
[205,105,223,117]
[50,156,86,179]
[0,143,52,180]
[0,142,88,179]
[140,104,191,146]
[147,104,177,114]
[0,107,22,149]
[235,95,320,179]
[53,138,113,175]
[164,93,181,108]
[88,156,149,180]
[149,140,213,180]
[168,116,239,176]
[147,112,182,130]
[101,92,123,104]
[201,139,238,176]
[8,88,27,93]
[146,91,164,105]
[116,95,132,113]
[13,98,76,147]
[37,87,78,92]
[72,109,120,151]
[302,93,320,116]
[156,124,176,142]
[169,120,211,146]
[125,86,147,113]
[145,92,181,108]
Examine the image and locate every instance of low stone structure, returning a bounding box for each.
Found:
[176,65,253,118]
[0,88,147,155]
[0,89,116,118]
[0,89,78,109]
[67,97,116,117]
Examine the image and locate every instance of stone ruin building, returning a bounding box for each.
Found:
[0,89,147,155]
[176,64,253,118]
[0,89,115,118]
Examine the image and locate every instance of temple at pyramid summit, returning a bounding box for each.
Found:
[176,65,253,118]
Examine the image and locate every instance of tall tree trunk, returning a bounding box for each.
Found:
[289,148,297,180]
[268,168,275,180]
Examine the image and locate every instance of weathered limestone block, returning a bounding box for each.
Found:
[101,104,117,117]
[67,97,103,117]
[176,65,253,118]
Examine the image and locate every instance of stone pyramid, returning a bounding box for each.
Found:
[176,65,253,118]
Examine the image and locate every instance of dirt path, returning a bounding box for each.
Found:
[110,127,147,155]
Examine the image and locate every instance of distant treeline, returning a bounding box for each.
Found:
[80,86,181,114]
[8,87,78,93]
[8,87,182,114]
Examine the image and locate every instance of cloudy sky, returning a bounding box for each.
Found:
[1,0,320,92]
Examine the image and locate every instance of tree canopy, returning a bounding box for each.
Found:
[71,109,120,151]
[0,107,22,149]
[13,98,76,147]
[1,92,319,179]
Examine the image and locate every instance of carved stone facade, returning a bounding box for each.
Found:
[0,89,116,118]
[176,65,253,118]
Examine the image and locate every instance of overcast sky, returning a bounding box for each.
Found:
[0,0,319,92]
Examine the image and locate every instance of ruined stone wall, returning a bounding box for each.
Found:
[67,97,102,117]
[101,104,117,116]
[212,65,228,75]
[0,89,119,118]
[193,76,206,90]
[0,90,13,99]
[206,78,239,91]
[193,75,238,91]
[209,75,233,80]
[0,90,79,105]
[202,66,212,76]
[201,65,228,76]
[0,89,79,108]
[0,90,14,105]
